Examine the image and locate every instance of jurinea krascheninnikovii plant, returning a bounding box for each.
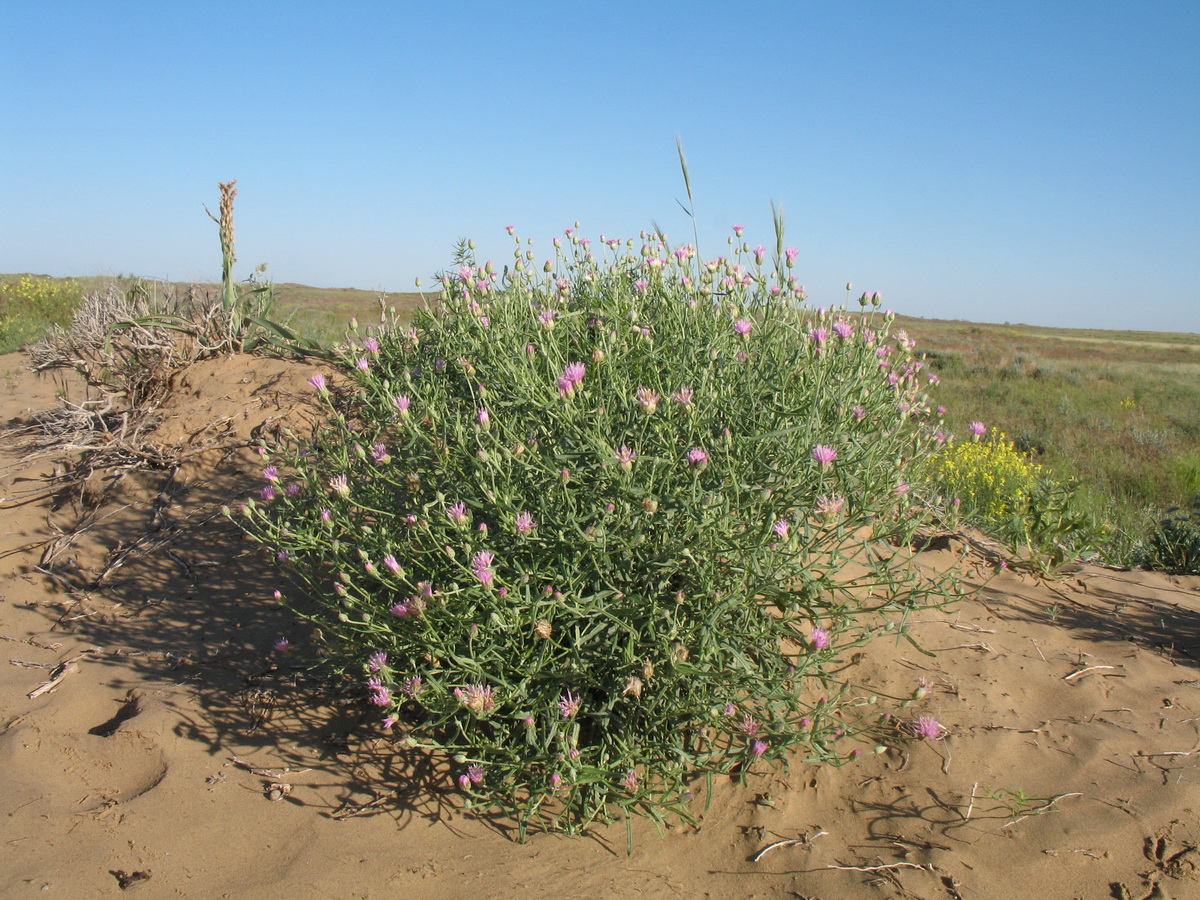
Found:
[234,224,956,834]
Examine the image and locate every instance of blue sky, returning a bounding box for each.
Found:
[4,1,1198,332]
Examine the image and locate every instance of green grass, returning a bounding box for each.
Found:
[898,314,1200,561]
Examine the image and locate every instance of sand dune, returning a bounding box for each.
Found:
[2,352,1197,899]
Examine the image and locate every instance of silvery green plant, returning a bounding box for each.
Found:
[234,222,958,835]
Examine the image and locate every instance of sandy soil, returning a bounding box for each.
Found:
[1,351,1198,900]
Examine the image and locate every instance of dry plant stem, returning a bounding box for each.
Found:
[752,830,828,862]
[1000,792,1082,829]
[1064,665,1115,681]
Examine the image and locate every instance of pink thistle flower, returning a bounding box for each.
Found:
[773,519,790,539]
[815,495,846,517]
[557,375,575,398]
[371,442,388,463]
[260,485,277,501]
[368,651,388,672]
[810,326,829,347]
[477,407,491,428]
[447,502,469,526]
[968,421,987,438]
[308,373,327,392]
[505,224,515,235]
[457,774,471,790]
[472,551,496,587]
[811,445,838,467]
[559,691,582,719]
[739,714,760,737]
[615,445,637,471]
[454,683,497,717]
[262,465,279,482]
[852,405,866,421]
[284,482,301,497]
[732,224,745,237]
[538,307,557,329]
[754,245,766,264]
[402,676,424,698]
[467,763,485,785]
[622,769,639,793]
[913,715,943,741]
[810,627,832,650]
[383,554,402,575]
[393,394,411,416]
[636,387,660,414]
[320,508,332,522]
[382,715,398,731]
[686,446,709,468]
[634,279,648,293]
[672,386,694,407]
[515,510,536,533]
[785,247,799,265]
[356,358,370,372]
[364,337,381,354]
[329,474,350,496]
[734,318,753,337]
[833,320,855,340]
[563,361,586,385]
[274,638,291,653]
[368,681,391,707]
[752,739,768,758]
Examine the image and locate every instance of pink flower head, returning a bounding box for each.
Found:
[563,361,586,385]
[913,715,943,741]
[368,679,391,707]
[356,358,370,372]
[506,224,516,235]
[622,769,639,793]
[833,319,855,340]
[402,675,424,698]
[538,307,557,329]
[968,421,987,438]
[371,442,388,463]
[754,245,766,264]
[752,739,768,758]
[686,446,709,468]
[815,495,846,517]
[785,247,800,265]
[454,683,497,717]
[308,373,327,392]
[672,386,694,407]
[810,326,829,347]
[739,714,760,737]
[636,387,660,414]
[447,502,469,526]
[557,375,575,398]
[852,405,866,421]
[477,407,491,428]
[634,279,648,293]
[732,224,745,237]
[383,554,402,575]
[274,637,291,653]
[559,691,582,719]
[260,485,277,501]
[368,651,388,672]
[393,394,411,416]
[810,627,832,650]
[329,474,350,496]
[472,551,496,587]
[734,318,753,337]
[811,445,838,467]
[773,519,790,539]
[615,445,637,471]
[262,465,279,482]
[515,510,536,533]
[364,337,381,354]
[467,763,485,785]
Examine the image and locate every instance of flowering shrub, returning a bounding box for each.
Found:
[0,275,82,352]
[235,224,956,833]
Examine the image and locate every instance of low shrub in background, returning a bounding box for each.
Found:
[235,222,961,834]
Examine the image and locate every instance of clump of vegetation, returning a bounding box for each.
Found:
[234,220,961,835]
[0,275,84,353]
[927,429,1099,573]
[1138,500,1200,575]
